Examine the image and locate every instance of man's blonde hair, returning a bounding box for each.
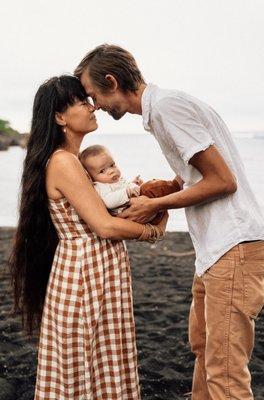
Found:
[74,44,145,93]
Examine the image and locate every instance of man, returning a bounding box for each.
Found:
[74,44,264,399]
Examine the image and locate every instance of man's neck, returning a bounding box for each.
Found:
[127,83,147,115]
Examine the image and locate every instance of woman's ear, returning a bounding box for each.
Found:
[55,112,65,127]
[105,74,118,92]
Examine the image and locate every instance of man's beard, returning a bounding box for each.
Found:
[108,109,125,120]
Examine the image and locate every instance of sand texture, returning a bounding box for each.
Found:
[0,228,263,399]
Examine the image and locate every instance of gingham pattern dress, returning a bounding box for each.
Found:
[34,157,141,399]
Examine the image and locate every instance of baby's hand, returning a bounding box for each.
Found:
[126,185,140,198]
[132,175,144,186]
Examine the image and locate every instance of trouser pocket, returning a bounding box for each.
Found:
[242,261,264,319]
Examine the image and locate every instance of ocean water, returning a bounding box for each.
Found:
[0,133,264,231]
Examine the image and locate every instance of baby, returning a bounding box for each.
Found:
[79,145,182,223]
[79,145,143,215]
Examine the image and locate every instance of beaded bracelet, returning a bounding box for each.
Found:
[137,223,165,243]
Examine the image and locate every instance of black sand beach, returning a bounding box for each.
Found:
[0,227,263,399]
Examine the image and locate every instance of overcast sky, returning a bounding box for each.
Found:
[1,0,263,134]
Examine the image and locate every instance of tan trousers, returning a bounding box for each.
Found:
[189,240,264,400]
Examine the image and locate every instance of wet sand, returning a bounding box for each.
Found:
[0,228,263,399]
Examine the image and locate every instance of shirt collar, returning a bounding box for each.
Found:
[141,83,157,131]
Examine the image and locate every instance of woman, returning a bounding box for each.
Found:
[9,75,167,400]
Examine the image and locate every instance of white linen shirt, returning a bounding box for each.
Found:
[141,83,264,276]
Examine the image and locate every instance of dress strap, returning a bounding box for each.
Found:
[53,149,65,155]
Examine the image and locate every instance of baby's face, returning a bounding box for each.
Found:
[84,151,121,183]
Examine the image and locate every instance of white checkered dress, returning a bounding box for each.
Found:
[34,196,141,399]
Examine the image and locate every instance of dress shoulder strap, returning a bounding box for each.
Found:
[53,149,65,155]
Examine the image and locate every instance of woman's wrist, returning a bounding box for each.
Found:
[136,223,165,243]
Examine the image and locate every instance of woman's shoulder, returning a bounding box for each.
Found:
[47,149,91,187]
[46,149,89,199]
[50,148,79,163]
[46,149,82,174]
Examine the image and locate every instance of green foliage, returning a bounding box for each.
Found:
[0,119,20,137]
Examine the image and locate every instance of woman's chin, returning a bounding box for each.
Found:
[87,121,98,133]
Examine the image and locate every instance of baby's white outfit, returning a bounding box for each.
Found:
[94,177,139,215]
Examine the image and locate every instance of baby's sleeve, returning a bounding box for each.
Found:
[94,183,129,209]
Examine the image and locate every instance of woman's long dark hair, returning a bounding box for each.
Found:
[9,75,87,336]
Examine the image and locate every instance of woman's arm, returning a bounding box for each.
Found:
[49,152,166,240]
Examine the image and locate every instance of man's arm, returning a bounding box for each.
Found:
[155,144,237,210]
[119,145,237,223]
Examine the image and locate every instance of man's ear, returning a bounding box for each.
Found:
[55,112,65,127]
[105,74,118,92]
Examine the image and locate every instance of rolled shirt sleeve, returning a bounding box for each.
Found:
[153,97,215,165]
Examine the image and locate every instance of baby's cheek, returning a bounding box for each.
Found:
[102,174,112,183]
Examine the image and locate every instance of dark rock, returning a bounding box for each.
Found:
[0,137,9,151]
[0,131,28,151]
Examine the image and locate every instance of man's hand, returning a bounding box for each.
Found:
[119,195,158,223]
[174,175,184,190]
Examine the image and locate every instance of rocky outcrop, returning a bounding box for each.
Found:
[0,135,9,151]
[0,131,28,151]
